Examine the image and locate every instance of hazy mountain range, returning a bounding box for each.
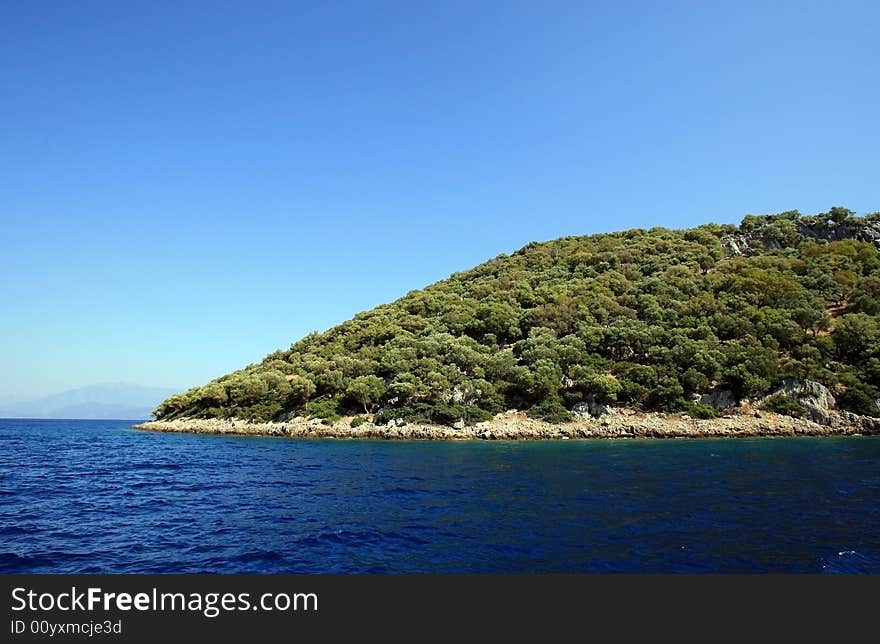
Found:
[0,383,178,420]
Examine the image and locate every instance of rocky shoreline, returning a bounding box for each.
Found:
[132,408,880,441]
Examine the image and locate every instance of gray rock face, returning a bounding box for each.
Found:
[797,218,880,247]
[571,402,593,419]
[721,235,753,257]
[571,395,613,419]
[861,222,880,246]
[700,389,738,411]
[452,419,466,430]
[721,219,880,258]
[765,379,837,425]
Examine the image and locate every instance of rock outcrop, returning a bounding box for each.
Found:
[133,408,880,441]
[798,217,880,247]
[721,217,880,257]
[571,395,613,419]
[761,379,837,425]
[700,388,738,411]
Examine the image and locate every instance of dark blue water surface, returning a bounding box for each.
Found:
[1,419,879,573]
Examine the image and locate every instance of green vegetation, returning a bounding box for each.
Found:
[680,400,718,419]
[154,208,880,425]
[762,394,808,418]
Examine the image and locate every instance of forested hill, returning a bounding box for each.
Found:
[155,208,880,425]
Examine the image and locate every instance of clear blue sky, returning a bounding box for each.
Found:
[2,1,878,399]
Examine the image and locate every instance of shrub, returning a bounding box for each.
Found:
[376,403,432,425]
[762,393,807,417]
[376,402,492,427]
[682,401,717,419]
[660,397,717,418]
[837,386,880,417]
[429,403,492,426]
[350,416,367,428]
[527,398,572,423]
[304,397,342,422]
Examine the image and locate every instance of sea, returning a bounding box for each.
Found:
[1,418,879,573]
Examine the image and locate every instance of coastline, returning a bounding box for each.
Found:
[132,409,880,440]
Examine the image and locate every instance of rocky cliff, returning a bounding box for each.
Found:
[722,210,880,257]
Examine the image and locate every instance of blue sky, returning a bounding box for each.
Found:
[2,1,878,398]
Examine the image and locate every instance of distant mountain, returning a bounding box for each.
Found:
[0,383,178,419]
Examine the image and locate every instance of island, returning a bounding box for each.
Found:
[137,207,880,440]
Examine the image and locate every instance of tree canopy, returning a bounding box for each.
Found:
[154,208,880,425]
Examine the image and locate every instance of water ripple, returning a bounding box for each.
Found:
[1,419,879,572]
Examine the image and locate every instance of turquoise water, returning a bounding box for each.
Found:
[1,419,879,573]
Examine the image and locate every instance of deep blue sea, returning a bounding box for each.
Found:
[1,418,879,573]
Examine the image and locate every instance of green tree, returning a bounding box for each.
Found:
[833,314,880,363]
[346,375,387,413]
